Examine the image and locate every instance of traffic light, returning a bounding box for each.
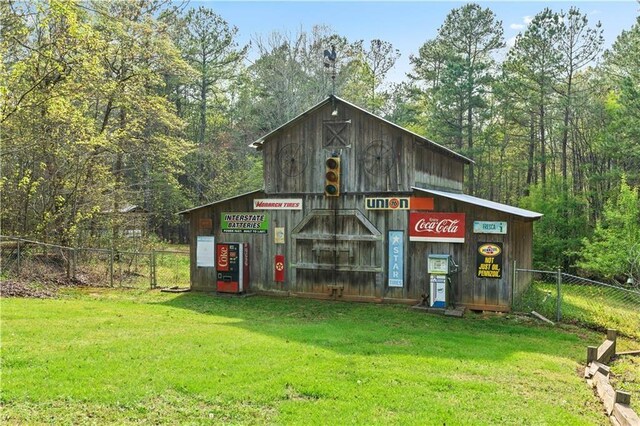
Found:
[324,156,341,196]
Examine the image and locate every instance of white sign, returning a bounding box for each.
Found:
[253,198,302,210]
[473,221,507,234]
[274,227,285,244]
[196,236,215,267]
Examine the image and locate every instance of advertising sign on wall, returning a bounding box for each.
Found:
[409,212,466,243]
[473,221,507,234]
[196,236,215,267]
[253,199,302,210]
[221,213,269,234]
[388,231,404,287]
[365,197,434,210]
[476,242,503,279]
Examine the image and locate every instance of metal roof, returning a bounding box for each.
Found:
[177,189,263,215]
[250,95,473,164]
[413,187,543,219]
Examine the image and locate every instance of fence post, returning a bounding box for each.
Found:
[71,248,76,280]
[16,239,21,276]
[511,260,517,307]
[556,268,562,322]
[109,249,114,287]
[150,250,155,289]
[66,247,71,280]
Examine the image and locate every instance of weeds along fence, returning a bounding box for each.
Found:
[514,268,640,340]
[0,236,189,290]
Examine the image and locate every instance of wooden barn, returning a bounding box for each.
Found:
[179,96,542,312]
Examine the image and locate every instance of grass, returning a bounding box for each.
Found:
[513,281,640,340]
[0,288,614,425]
[610,355,639,411]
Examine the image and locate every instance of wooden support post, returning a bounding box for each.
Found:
[556,268,562,322]
[109,250,114,287]
[71,248,76,280]
[150,250,156,289]
[615,390,631,406]
[16,240,21,276]
[607,329,617,355]
[511,260,517,307]
[587,346,598,363]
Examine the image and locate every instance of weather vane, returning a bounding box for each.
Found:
[323,44,337,96]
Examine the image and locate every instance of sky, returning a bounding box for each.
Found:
[192,1,640,83]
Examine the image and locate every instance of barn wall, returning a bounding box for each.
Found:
[414,144,465,192]
[187,191,536,311]
[262,100,466,196]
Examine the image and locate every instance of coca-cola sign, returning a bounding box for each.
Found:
[409,213,466,243]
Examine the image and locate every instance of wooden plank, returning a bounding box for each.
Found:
[293,262,382,273]
[612,403,640,426]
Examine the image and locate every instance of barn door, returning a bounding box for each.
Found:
[291,209,383,298]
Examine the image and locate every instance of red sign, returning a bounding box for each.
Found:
[409,212,466,243]
[216,244,229,271]
[274,254,285,282]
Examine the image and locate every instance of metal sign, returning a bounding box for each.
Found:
[476,242,503,279]
[274,227,285,244]
[221,213,269,234]
[196,236,215,267]
[473,221,507,234]
[274,254,285,282]
[409,212,465,243]
[365,197,434,211]
[253,199,302,210]
[388,231,404,287]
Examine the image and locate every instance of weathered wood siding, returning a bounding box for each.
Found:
[414,143,465,192]
[263,99,466,196]
[184,97,535,311]
[188,191,535,310]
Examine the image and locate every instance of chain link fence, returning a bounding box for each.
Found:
[514,268,640,340]
[1,236,189,292]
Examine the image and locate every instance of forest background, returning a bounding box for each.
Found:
[1,0,639,284]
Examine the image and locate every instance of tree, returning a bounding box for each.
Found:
[503,8,563,188]
[578,176,640,284]
[602,15,640,187]
[409,3,504,194]
[342,39,400,113]
[556,7,603,186]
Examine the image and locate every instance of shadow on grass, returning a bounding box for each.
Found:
[153,292,596,363]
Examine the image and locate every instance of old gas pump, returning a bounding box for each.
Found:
[427,254,458,308]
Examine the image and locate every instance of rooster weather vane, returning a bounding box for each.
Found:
[323,45,337,96]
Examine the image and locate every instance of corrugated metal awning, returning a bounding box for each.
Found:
[413,187,543,219]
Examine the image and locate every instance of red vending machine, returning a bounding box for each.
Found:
[216,243,249,293]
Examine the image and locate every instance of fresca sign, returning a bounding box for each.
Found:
[473,221,507,234]
[253,199,302,210]
[221,213,269,234]
[409,212,466,243]
[365,197,434,210]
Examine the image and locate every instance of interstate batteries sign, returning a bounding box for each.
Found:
[409,212,466,243]
[221,213,269,234]
[365,197,434,210]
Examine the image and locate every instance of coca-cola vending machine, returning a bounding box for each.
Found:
[216,243,249,293]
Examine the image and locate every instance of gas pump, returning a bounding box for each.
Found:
[427,254,458,308]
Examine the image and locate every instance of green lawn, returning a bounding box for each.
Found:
[610,355,639,411]
[514,281,640,340]
[1,289,610,425]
